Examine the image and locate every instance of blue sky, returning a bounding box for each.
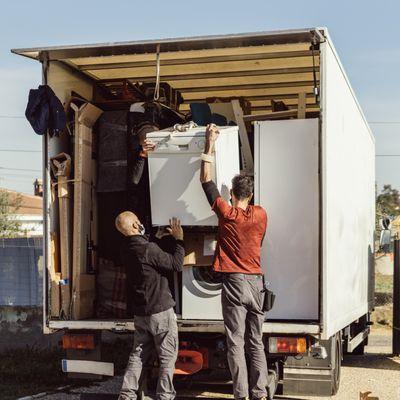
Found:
[0,0,398,194]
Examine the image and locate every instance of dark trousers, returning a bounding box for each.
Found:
[119,308,178,400]
[222,273,269,399]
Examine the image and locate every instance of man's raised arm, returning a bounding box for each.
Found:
[200,124,221,206]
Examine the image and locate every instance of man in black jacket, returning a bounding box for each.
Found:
[116,211,184,400]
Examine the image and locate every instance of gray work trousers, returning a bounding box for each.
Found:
[222,273,268,399]
[119,308,178,400]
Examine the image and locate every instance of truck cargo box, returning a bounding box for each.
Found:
[12,28,374,341]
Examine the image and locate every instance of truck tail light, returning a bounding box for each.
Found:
[269,337,307,354]
[62,334,95,350]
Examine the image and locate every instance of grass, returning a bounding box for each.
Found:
[373,272,394,328]
[375,273,393,294]
[371,304,393,328]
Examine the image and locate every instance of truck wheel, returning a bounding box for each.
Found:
[331,333,342,395]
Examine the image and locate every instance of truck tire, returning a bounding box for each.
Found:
[331,333,342,395]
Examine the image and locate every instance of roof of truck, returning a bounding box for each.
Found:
[11,28,325,116]
[11,28,322,60]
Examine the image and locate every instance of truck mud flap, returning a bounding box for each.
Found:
[283,366,333,396]
[282,333,341,396]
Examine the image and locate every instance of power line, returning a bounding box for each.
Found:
[0,172,40,177]
[0,176,38,181]
[376,155,400,157]
[370,122,400,124]
[0,166,41,172]
[0,115,25,119]
[0,149,41,153]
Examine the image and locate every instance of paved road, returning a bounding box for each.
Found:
[25,329,399,400]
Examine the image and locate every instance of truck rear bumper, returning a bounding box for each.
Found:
[48,319,320,335]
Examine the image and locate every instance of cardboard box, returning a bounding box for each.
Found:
[184,233,217,266]
[72,274,96,320]
[50,273,61,318]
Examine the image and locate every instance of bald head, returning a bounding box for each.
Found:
[115,211,141,236]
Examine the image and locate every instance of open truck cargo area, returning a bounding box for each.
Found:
[12,27,375,397]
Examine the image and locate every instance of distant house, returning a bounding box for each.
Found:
[3,187,43,237]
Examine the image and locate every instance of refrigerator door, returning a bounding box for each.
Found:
[254,119,319,320]
[147,126,239,226]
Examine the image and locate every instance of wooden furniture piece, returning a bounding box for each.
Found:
[50,152,73,318]
[70,101,103,320]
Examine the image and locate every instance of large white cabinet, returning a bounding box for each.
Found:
[147,126,240,226]
[254,119,319,320]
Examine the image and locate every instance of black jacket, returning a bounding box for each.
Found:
[121,234,184,316]
[25,85,66,137]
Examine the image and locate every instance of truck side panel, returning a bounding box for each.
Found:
[321,37,375,340]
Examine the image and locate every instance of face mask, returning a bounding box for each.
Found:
[138,223,145,235]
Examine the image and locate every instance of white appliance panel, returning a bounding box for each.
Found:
[254,119,319,320]
[182,266,222,320]
[147,126,239,226]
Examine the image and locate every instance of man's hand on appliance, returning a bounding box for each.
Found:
[141,138,156,153]
[204,123,220,154]
[167,217,184,241]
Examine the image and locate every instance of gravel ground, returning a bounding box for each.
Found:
[26,328,399,400]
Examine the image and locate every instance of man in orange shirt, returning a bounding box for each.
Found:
[200,124,272,400]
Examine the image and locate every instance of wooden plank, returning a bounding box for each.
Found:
[182,92,316,104]
[231,100,254,174]
[50,232,61,318]
[168,70,319,87]
[71,43,312,66]
[182,85,315,101]
[50,273,61,318]
[90,56,319,80]
[179,80,316,94]
[51,153,73,318]
[297,92,307,119]
[80,50,315,71]
[243,110,298,122]
[180,97,319,112]
[71,102,103,320]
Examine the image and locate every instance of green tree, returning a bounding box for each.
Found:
[0,189,22,238]
[376,184,400,229]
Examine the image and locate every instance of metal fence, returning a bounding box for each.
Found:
[0,237,43,306]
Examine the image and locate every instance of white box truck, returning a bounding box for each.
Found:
[12,27,375,397]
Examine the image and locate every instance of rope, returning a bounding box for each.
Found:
[311,37,319,101]
[51,178,93,187]
[154,44,161,101]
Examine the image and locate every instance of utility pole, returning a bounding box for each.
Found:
[393,239,400,356]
